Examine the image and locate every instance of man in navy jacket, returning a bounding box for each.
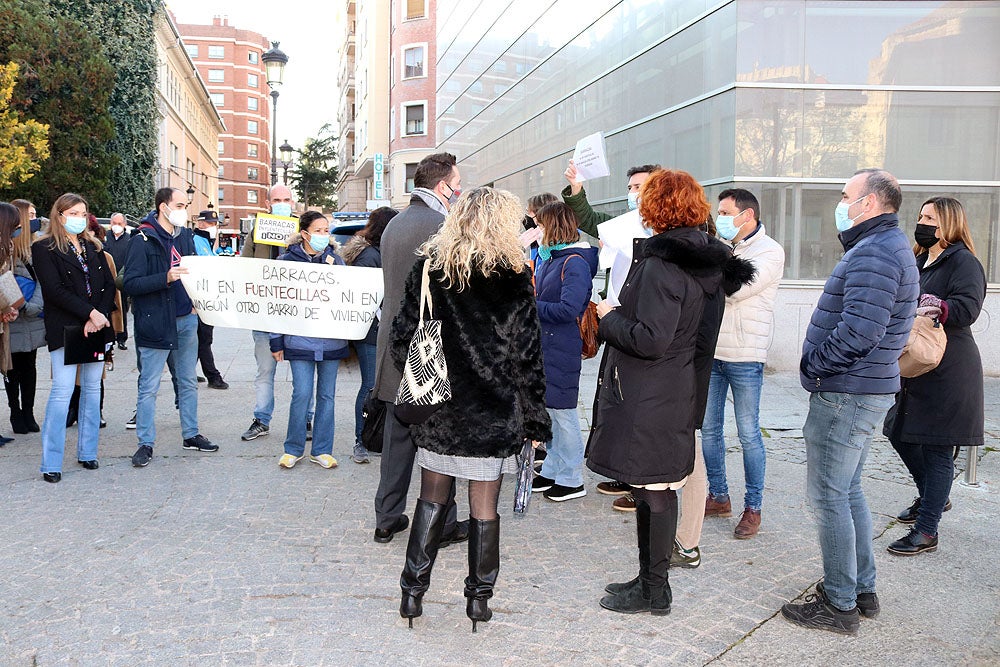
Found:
[124,187,218,467]
[781,169,918,636]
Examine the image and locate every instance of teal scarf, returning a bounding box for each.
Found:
[538,242,571,261]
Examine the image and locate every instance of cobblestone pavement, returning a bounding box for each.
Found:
[0,325,997,666]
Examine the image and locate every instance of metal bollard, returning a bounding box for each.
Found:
[963,446,979,487]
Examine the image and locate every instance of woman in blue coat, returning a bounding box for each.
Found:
[270,212,349,469]
[530,202,598,502]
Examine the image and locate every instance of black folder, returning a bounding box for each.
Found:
[63,326,111,365]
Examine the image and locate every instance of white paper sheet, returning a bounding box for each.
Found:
[572,131,611,182]
[596,210,651,306]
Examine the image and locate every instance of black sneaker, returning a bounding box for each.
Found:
[896,497,952,524]
[207,378,229,390]
[125,412,137,430]
[241,419,269,441]
[543,484,586,502]
[532,475,554,493]
[816,581,879,619]
[131,445,153,467]
[183,434,219,452]
[670,541,701,569]
[781,594,859,635]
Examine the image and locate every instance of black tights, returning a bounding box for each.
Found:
[632,487,678,514]
[420,468,501,520]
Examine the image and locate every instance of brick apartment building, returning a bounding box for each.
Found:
[176,16,272,230]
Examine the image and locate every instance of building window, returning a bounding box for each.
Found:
[403,103,425,136]
[169,142,179,167]
[405,0,426,20]
[210,93,224,107]
[247,96,258,111]
[184,44,198,59]
[186,159,196,182]
[217,140,224,155]
[247,143,258,157]
[247,73,258,88]
[403,46,424,79]
[218,188,225,201]
[248,51,259,64]
[208,45,224,59]
[248,167,259,180]
[405,163,417,192]
[207,69,224,83]
[218,165,224,177]
[247,190,258,204]
[247,120,258,135]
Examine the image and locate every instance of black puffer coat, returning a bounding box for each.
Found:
[586,227,747,485]
[883,241,986,447]
[390,260,552,458]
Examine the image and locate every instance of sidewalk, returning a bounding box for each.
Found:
[0,324,996,666]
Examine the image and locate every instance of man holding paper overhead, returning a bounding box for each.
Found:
[561,161,661,238]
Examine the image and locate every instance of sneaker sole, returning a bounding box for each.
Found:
[670,560,701,569]
[279,456,303,469]
[132,460,150,467]
[545,490,587,502]
[531,485,553,493]
[612,504,636,513]
[182,445,219,452]
[596,487,630,496]
[125,424,136,430]
[352,457,370,464]
[886,544,937,557]
[310,458,338,469]
[241,431,269,441]
[781,608,857,636]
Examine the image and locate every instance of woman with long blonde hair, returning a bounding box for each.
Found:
[392,187,551,632]
[883,197,986,555]
[31,193,115,482]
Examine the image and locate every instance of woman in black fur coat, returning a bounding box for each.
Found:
[391,187,551,632]
[589,169,754,616]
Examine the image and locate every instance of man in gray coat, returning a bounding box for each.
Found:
[372,152,468,546]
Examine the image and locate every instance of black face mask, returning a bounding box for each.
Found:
[914,223,939,249]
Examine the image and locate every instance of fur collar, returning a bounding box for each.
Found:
[642,228,756,296]
[340,234,371,265]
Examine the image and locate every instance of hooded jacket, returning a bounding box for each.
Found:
[534,243,600,409]
[122,211,197,350]
[268,234,349,361]
[341,234,381,345]
[586,226,752,485]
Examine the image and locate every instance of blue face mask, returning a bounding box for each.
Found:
[29,218,41,234]
[271,203,293,218]
[627,192,639,211]
[715,210,747,241]
[307,232,329,252]
[834,196,866,233]
[64,216,88,235]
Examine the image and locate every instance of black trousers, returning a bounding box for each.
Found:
[197,318,223,382]
[374,402,458,532]
[5,350,37,414]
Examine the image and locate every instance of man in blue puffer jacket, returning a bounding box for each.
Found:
[782,169,918,636]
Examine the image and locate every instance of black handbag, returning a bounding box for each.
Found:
[360,389,385,453]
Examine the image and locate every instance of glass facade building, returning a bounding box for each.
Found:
[435,0,1000,284]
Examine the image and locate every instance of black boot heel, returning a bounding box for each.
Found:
[398,499,448,629]
[465,517,500,634]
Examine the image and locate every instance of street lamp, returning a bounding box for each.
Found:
[186,184,195,203]
[262,41,289,186]
[279,139,294,185]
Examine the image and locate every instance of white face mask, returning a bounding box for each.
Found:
[167,209,188,227]
[207,227,218,240]
[111,225,124,236]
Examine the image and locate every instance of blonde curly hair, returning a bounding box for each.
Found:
[421,187,525,290]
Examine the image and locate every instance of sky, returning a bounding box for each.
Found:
[164,0,342,154]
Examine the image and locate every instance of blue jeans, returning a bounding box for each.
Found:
[540,407,585,487]
[804,391,894,611]
[40,348,104,473]
[353,342,377,444]
[136,314,200,447]
[252,330,276,425]
[284,359,339,457]
[701,360,766,510]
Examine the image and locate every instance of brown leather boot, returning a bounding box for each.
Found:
[734,508,761,539]
[704,495,732,518]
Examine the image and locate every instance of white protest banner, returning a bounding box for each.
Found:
[596,209,651,306]
[178,256,384,339]
[572,131,611,183]
[252,212,298,247]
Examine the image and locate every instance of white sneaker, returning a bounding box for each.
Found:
[309,454,338,469]
[278,454,303,469]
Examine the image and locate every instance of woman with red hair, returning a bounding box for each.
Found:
[587,169,753,615]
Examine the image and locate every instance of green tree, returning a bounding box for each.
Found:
[50,0,158,215]
[0,0,115,213]
[0,63,49,188]
[289,124,339,211]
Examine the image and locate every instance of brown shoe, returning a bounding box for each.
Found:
[734,508,761,539]
[704,495,732,518]
[612,493,636,512]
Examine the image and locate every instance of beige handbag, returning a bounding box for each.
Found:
[899,315,947,378]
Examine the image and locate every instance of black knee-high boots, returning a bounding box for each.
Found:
[399,499,447,628]
[600,496,675,615]
[465,516,500,632]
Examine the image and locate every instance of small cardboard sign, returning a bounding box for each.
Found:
[252,213,298,247]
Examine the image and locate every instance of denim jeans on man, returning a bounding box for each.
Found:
[284,359,339,457]
[353,341,377,444]
[701,360,766,510]
[803,391,894,612]
[136,313,200,447]
[540,407,585,487]
[40,349,104,473]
